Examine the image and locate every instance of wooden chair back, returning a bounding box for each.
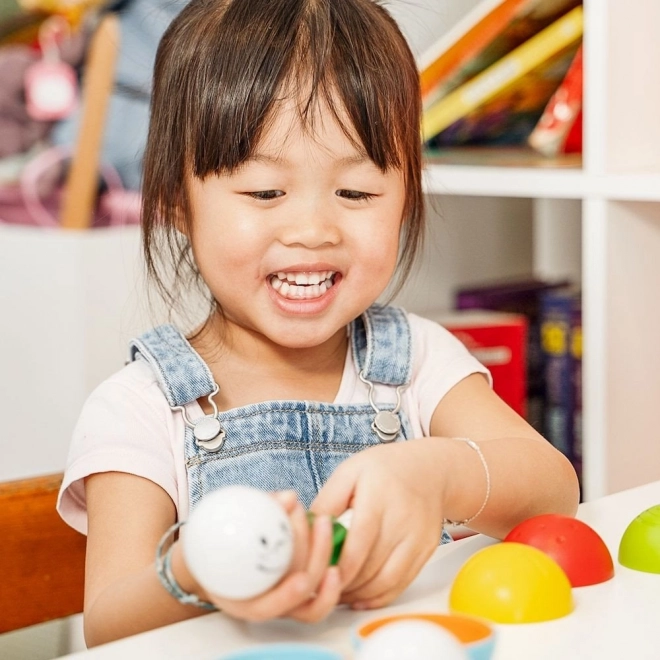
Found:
[0,473,86,633]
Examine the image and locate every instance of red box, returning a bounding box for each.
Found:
[428,310,528,417]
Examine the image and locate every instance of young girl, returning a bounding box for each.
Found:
[58,0,579,646]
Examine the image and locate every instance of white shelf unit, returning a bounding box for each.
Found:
[399,0,660,502]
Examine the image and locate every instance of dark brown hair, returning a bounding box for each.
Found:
[142,0,423,323]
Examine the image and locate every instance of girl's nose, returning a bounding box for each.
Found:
[278,202,341,248]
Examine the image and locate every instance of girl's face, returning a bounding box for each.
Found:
[187,99,406,350]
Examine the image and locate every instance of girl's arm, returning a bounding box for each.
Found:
[83,472,206,647]
[430,372,579,538]
[84,472,340,646]
[311,372,580,609]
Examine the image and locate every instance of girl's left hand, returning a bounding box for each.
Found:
[310,438,446,609]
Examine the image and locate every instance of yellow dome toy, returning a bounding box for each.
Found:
[449,542,574,624]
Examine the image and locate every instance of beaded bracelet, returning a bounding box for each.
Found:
[442,438,491,528]
[155,521,218,611]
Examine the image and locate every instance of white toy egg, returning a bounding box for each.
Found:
[356,620,468,660]
[182,486,294,600]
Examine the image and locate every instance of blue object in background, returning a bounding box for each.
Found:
[219,643,343,660]
[52,0,189,190]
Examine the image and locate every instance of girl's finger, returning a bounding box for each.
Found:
[335,503,382,589]
[345,536,434,608]
[340,534,399,599]
[271,490,298,513]
[219,570,313,622]
[287,499,311,573]
[304,513,334,588]
[289,566,342,623]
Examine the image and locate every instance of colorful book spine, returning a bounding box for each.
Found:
[528,44,583,156]
[455,278,571,432]
[419,0,529,101]
[570,301,582,477]
[427,44,578,147]
[422,5,584,141]
[540,288,581,460]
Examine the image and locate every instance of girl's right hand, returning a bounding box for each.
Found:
[175,491,341,623]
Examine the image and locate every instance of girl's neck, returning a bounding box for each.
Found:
[190,314,349,410]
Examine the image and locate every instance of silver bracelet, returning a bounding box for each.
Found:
[443,438,491,527]
[155,521,218,611]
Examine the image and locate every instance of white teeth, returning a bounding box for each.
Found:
[269,272,336,300]
[270,270,336,300]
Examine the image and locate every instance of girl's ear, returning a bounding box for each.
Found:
[173,211,188,237]
[172,194,190,237]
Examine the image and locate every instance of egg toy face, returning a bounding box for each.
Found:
[504,513,614,586]
[355,620,468,660]
[182,486,294,600]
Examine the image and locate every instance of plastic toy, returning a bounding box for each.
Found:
[449,542,573,624]
[307,509,352,565]
[355,619,468,660]
[353,612,495,660]
[618,504,660,574]
[504,513,614,586]
[182,486,294,600]
[219,643,342,659]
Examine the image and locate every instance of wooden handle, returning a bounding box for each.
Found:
[60,13,120,230]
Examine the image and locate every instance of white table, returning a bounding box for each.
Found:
[58,480,660,660]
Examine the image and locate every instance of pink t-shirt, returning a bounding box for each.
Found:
[58,312,490,534]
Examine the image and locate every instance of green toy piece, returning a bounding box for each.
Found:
[618,504,660,574]
[307,511,350,566]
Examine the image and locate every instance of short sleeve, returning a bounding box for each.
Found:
[407,312,492,436]
[57,360,179,535]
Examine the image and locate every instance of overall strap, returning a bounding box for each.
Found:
[128,325,216,407]
[350,305,412,386]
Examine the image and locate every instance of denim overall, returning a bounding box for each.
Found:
[130,304,451,543]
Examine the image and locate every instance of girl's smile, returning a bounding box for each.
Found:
[267,266,341,315]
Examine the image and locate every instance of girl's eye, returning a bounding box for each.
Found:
[336,189,376,201]
[245,190,284,201]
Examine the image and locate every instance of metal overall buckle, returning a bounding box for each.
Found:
[171,384,226,452]
[358,371,406,443]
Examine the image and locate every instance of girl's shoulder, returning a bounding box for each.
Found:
[81,357,173,425]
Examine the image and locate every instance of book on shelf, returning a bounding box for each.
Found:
[428,309,528,417]
[426,43,579,148]
[539,287,581,463]
[422,4,584,143]
[454,278,570,432]
[419,0,582,107]
[528,44,583,156]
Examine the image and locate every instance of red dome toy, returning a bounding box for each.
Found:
[504,513,614,587]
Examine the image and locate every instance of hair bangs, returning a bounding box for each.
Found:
[178,0,417,178]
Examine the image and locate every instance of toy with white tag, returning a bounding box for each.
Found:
[25,16,78,122]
